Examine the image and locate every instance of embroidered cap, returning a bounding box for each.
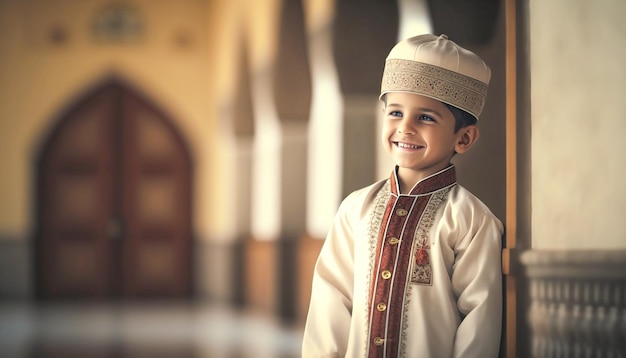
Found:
[380,34,491,120]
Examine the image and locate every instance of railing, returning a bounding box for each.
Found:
[521,250,626,358]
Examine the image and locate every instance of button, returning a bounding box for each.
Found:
[374,337,385,346]
[381,270,392,279]
[396,208,408,217]
[377,303,387,311]
[389,237,400,245]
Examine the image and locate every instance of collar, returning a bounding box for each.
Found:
[390,165,457,196]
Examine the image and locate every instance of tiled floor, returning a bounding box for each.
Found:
[0,301,304,358]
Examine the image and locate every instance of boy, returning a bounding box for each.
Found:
[302,34,503,357]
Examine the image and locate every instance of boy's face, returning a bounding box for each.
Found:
[382,92,465,182]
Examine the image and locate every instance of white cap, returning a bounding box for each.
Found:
[380,34,491,120]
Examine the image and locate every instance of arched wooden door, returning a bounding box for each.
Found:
[36,80,193,299]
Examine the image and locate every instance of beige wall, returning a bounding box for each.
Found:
[530,0,626,249]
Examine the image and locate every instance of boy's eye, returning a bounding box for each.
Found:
[388,110,402,117]
[419,115,435,122]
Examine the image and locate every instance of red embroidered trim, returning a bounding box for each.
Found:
[367,196,428,357]
[366,167,456,357]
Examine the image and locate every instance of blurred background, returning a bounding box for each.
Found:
[1,0,625,357]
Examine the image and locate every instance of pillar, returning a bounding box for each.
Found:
[332,0,399,197]
[199,32,255,305]
[247,0,312,320]
[299,15,341,322]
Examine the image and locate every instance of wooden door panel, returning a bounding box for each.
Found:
[38,87,117,299]
[119,88,192,298]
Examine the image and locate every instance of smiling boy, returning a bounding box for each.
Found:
[383,92,480,193]
[302,34,503,357]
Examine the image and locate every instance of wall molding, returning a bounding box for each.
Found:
[520,249,626,358]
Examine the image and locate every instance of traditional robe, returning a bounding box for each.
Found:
[302,165,503,358]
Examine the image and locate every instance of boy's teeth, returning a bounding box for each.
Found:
[398,142,420,149]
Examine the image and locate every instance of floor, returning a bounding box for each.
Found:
[0,301,304,358]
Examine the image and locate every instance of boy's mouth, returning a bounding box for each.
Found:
[395,141,424,150]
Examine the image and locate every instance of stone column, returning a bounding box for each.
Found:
[332,0,399,197]
[228,36,255,307]
[247,0,312,320]
[299,17,342,321]
[199,34,254,305]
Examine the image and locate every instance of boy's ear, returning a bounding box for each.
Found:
[454,125,480,154]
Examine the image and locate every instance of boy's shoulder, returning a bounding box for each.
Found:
[347,177,389,199]
[448,184,503,227]
[337,177,390,211]
[449,184,492,210]
[353,177,389,195]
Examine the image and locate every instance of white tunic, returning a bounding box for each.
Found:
[302,165,503,358]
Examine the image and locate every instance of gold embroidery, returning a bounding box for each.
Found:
[401,187,453,357]
[409,189,450,286]
[364,180,391,355]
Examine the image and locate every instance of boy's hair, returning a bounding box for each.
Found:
[444,103,477,132]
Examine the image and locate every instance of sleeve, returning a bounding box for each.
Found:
[301,195,356,358]
[451,212,503,358]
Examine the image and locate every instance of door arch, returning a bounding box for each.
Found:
[35,79,193,299]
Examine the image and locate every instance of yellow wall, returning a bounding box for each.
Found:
[530,0,626,249]
[0,0,219,239]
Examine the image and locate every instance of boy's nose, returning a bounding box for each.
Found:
[398,122,415,135]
